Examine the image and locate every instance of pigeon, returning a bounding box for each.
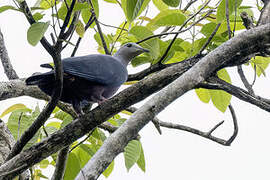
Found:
[26,43,149,114]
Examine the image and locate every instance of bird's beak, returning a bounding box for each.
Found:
[138,46,150,53]
[135,44,150,53]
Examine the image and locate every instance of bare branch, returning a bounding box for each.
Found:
[226,0,232,38]
[0,28,19,80]
[200,76,270,112]
[225,104,238,145]
[240,11,255,29]
[237,65,255,95]
[51,146,69,180]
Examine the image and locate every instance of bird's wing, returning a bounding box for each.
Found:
[62,54,128,86]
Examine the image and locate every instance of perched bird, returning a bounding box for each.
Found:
[26,43,149,114]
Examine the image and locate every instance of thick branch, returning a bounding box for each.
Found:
[75,24,270,179]
[1,24,270,178]
[51,146,69,180]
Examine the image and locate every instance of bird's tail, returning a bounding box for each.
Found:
[25,72,54,85]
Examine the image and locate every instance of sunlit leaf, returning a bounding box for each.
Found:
[195,88,211,103]
[0,5,17,13]
[103,160,114,177]
[75,20,85,37]
[63,152,81,180]
[0,104,30,118]
[251,56,270,77]
[152,0,168,11]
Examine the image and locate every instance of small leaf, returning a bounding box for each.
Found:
[0,104,30,118]
[122,0,151,22]
[75,20,85,38]
[217,68,231,83]
[33,12,44,21]
[195,88,211,103]
[0,5,17,13]
[210,90,232,113]
[103,0,118,3]
[147,10,186,30]
[103,161,114,177]
[27,22,50,46]
[39,159,49,169]
[136,141,146,172]
[124,140,141,171]
[152,0,168,11]
[251,56,270,77]
[162,0,180,7]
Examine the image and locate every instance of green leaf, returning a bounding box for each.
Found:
[33,12,44,21]
[63,152,81,180]
[129,26,160,60]
[217,68,231,83]
[217,0,243,23]
[121,0,151,22]
[201,22,217,37]
[124,140,141,171]
[103,0,118,3]
[195,88,211,103]
[251,56,270,77]
[40,0,57,9]
[0,103,30,118]
[27,22,50,46]
[136,141,145,172]
[103,160,114,177]
[75,20,85,38]
[131,55,150,67]
[210,89,231,113]
[0,5,17,13]
[209,69,232,112]
[80,144,96,156]
[152,0,168,11]
[39,159,49,169]
[162,0,180,7]
[147,10,186,30]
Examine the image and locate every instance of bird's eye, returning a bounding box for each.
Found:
[126,43,132,47]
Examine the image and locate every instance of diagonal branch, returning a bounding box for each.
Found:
[199,76,270,112]
[0,28,18,80]
[1,24,270,178]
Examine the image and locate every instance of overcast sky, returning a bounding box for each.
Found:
[1,0,270,179]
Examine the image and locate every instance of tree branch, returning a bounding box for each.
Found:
[1,23,270,178]
[74,23,270,180]
[0,28,18,80]
[199,76,270,112]
[51,146,69,180]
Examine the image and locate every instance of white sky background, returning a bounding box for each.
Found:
[1,0,270,179]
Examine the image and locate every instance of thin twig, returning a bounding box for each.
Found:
[199,23,221,54]
[110,21,127,54]
[225,0,232,38]
[157,1,212,63]
[98,21,128,31]
[226,104,238,145]
[183,0,198,11]
[207,120,224,136]
[69,130,95,153]
[136,9,214,45]
[237,65,255,95]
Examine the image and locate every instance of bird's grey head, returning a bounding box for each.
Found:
[113,43,149,66]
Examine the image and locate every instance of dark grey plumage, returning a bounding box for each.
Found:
[26,43,149,114]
